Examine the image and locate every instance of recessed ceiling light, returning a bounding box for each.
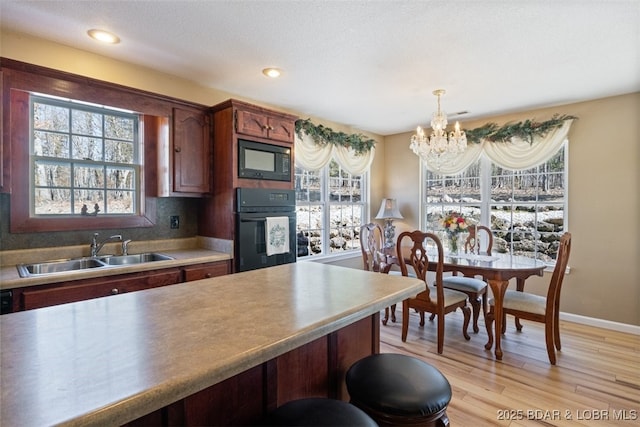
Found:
[87,29,120,44]
[262,68,282,78]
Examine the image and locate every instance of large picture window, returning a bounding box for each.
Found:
[295,160,367,258]
[423,144,567,263]
[31,95,140,216]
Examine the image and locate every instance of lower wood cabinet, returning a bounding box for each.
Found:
[10,260,231,312]
[20,268,183,311]
[182,261,231,281]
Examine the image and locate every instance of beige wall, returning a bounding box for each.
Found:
[1,30,387,218]
[382,93,640,326]
[2,30,638,325]
[0,30,381,143]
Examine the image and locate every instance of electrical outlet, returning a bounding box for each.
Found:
[170,215,179,229]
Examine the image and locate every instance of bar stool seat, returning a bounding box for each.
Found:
[346,353,451,426]
[268,397,378,426]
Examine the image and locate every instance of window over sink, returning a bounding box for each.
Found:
[30,94,141,216]
[2,59,201,233]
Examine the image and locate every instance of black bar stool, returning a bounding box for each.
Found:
[267,397,378,426]
[346,353,452,427]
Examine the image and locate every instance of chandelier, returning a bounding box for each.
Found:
[410,89,467,168]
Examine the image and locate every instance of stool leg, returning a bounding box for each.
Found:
[437,411,450,427]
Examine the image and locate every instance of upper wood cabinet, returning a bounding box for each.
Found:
[199,99,297,241]
[171,107,212,195]
[236,107,295,143]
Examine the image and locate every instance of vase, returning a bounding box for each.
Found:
[448,233,459,254]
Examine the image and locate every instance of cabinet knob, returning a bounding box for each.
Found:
[111,288,119,295]
[174,147,182,153]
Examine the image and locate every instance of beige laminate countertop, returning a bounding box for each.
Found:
[1,262,423,427]
[0,237,232,290]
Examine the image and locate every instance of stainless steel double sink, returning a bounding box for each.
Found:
[17,253,174,278]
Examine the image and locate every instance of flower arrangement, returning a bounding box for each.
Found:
[441,212,468,234]
[441,212,468,253]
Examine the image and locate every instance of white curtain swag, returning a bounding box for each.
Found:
[295,132,375,176]
[425,119,574,175]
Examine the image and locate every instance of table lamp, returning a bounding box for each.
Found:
[375,198,403,248]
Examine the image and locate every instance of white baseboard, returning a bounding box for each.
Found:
[560,312,640,335]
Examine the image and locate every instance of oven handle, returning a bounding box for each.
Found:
[240,215,294,223]
[240,217,267,223]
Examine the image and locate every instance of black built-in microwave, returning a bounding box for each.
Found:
[238,139,291,182]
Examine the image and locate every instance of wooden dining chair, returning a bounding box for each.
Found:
[359,223,396,325]
[397,230,471,354]
[485,232,572,364]
[439,225,493,333]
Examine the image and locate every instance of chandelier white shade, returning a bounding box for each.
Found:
[410,89,467,169]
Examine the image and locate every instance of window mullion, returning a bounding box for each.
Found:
[322,167,330,256]
[480,156,491,226]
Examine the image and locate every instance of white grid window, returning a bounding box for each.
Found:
[295,160,367,258]
[30,94,140,216]
[422,145,567,263]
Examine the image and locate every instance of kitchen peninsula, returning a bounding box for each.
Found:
[1,262,423,426]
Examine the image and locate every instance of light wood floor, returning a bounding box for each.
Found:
[379,307,640,426]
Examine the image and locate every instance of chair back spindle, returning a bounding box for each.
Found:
[360,223,384,272]
[465,225,493,255]
[396,231,444,305]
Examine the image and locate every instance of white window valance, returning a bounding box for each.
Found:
[295,132,375,176]
[425,119,574,175]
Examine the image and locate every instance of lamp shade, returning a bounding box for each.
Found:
[375,198,403,220]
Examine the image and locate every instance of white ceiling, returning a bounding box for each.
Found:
[1,0,639,136]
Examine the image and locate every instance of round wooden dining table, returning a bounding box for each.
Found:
[384,248,546,360]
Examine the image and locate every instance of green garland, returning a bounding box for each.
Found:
[465,114,577,145]
[295,118,376,155]
[295,114,576,153]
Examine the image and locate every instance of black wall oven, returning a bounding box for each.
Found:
[235,188,296,272]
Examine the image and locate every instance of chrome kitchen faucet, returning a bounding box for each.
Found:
[90,233,123,257]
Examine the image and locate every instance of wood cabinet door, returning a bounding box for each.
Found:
[235,108,269,139]
[235,108,295,143]
[266,115,295,143]
[182,261,231,281]
[173,107,211,194]
[20,269,182,310]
